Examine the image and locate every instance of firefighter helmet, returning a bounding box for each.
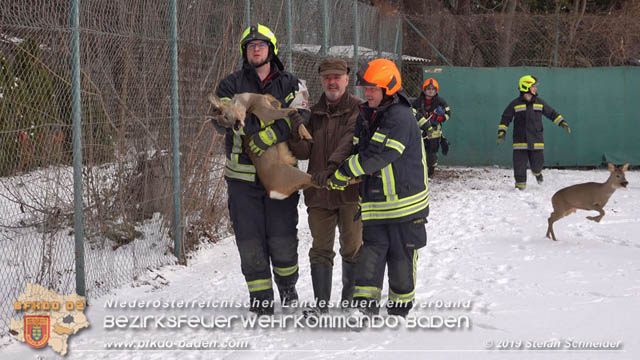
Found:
[518,75,537,93]
[356,58,402,95]
[240,24,278,55]
[422,77,439,93]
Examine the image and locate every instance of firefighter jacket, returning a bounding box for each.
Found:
[499,95,564,150]
[411,93,451,139]
[215,58,299,182]
[339,91,429,226]
[288,91,363,209]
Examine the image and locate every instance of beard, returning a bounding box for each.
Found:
[324,88,344,102]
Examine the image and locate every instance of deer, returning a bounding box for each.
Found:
[208,92,318,199]
[546,162,630,241]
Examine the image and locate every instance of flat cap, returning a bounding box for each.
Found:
[318,57,350,76]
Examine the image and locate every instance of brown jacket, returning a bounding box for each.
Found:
[289,91,362,209]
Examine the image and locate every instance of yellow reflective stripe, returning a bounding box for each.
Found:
[273,264,298,277]
[227,155,256,173]
[354,286,381,299]
[353,136,359,145]
[533,103,543,111]
[348,154,365,176]
[554,115,564,124]
[513,143,528,149]
[514,104,526,112]
[389,288,415,303]
[381,164,397,201]
[371,132,386,143]
[361,188,428,211]
[534,143,544,149]
[232,133,243,153]
[385,139,405,154]
[412,250,418,287]
[531,171,542,176]
[247,278,272,292]
[444,113,450,121]
[498,124,508,130]
[224,167,255,182]
[445,106,450,112]
[411,108,417,115]
[421,138,428,187]
[515,183,526,189]
[285,91,296,103]
[361,194,429,221]
[220,97,232,103]
[417,116,428,127]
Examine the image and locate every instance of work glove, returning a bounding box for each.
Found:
[497,130,506,144]
[559,120,571,134]
[327,168,350,191]
[249,126,278,156]
[311,163,337,187]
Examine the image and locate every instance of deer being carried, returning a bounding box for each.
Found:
[208,91,317,199]
[546,162,629,241]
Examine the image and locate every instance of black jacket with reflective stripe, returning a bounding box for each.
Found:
[215,59,299,181]
[342,91,429,226]
[499,95,563,149]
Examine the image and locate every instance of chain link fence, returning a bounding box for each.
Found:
[0,0,402,337]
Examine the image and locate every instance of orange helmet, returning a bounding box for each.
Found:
[356,58,402,95]
[422,77,439,93]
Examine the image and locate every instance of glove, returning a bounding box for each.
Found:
[249,126,278,156]
[559,120,571,134]
[327,168,350,191]
[289,111,304,140]
[497,130,506,144]
[311,164,337,187]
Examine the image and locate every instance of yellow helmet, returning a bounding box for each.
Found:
[240,24,278,55]
[518,75,537,93]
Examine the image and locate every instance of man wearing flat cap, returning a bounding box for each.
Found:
[289,58,363,316]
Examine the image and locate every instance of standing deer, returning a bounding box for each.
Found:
[546,162,630,241]
[208,92,317,199]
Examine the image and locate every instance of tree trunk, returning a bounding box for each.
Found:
[499,0,518,67]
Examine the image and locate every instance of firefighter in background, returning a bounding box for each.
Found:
[215,24,306,315]
[325,58,429,317]
[497,75,571,190]
[412,78,451,177]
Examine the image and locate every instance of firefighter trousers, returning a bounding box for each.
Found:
[352,218,427,316]
[513,149,544,188]
[226,179,299,310]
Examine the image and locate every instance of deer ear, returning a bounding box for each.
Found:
[208,93,222,108]
[608,163,615,172]
[622,163,630,172]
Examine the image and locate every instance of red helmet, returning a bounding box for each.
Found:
[356,58,402,95]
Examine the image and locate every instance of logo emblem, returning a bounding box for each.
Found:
[24,315,50,348]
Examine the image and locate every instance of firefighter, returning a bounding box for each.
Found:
[215,24,306,315]
[324,58,429,317]
[412,77,451,177]
[498,75,571,190]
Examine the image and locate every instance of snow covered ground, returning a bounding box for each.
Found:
[3,166,639,360]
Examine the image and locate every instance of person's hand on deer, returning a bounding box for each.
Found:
[248,125,279,156]
[327,168,350,190]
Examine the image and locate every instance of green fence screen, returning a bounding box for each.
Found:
[422,66,640,166]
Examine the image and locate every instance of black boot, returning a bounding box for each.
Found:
[341,261,357,308]
[310,264,332,314]
[428,166,435,177]
[278,286,299,310]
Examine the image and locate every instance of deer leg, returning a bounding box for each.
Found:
[587,208,605,223]
[546,212,561,241]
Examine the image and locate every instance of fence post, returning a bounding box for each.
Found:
[70,0,85,297]
[321,0,328,56]
[353,0,362,97]
[286,0,293,71]
[245,0,251,27]
[169,0,183,262]
[553,10,559,66]
[377,10,383,58]
[397,15,402,74]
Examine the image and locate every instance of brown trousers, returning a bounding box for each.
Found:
[307,204,362,266]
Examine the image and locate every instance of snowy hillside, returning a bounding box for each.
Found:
[4,166,639,360]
